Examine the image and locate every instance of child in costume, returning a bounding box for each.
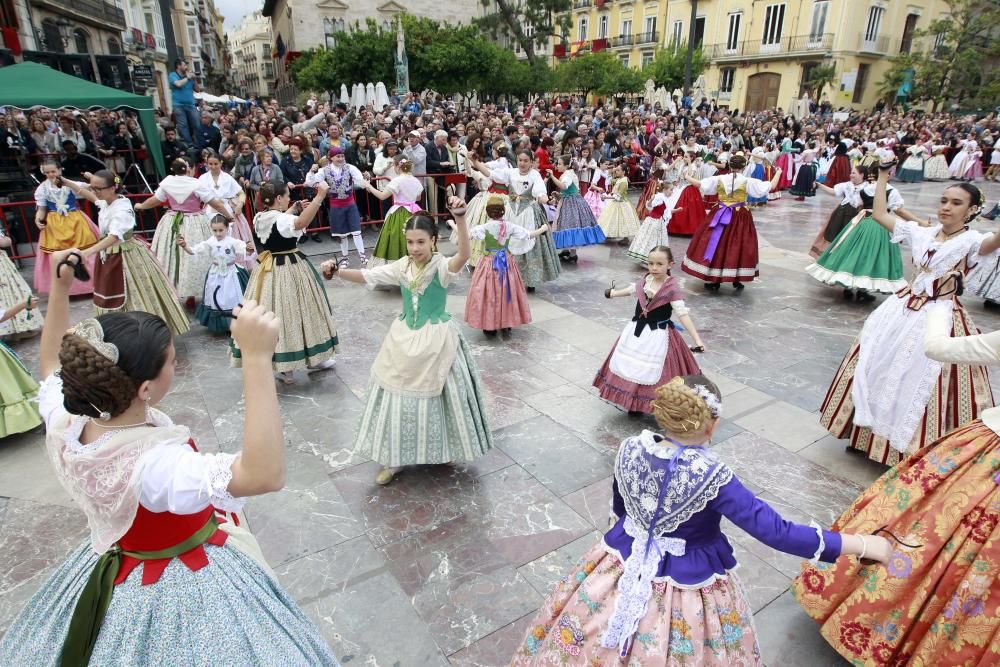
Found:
[626,181,680,265]
[0,230,41,338]
[0,295,41,437]
[64,172,190,336]
[307,146,369,267]
[807,165,865,259]
[178,216,250,333]
[198,150,257,270]
[790,149,819,200]
[464,196,549,337]
[321,199,493,487]
[361,157,423,268]
[594,246,705,415]
[597,164,641,243]
[32,160,99,295]
[897,143,927,183]
[583,158,611,219]
[547,155,605,262]
[0,253,339,666]
[513,374,891,666]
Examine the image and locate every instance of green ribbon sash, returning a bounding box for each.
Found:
[60,515,219,667]
[171,211,185,278]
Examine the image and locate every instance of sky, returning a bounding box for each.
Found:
[218,0,263,31]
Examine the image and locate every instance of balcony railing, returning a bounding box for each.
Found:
[857,34,890,54]
[611,34,634,47]
[574,0,591,8]
[635,30,658,45]
[32,0,126,30]
[705,32,833,61]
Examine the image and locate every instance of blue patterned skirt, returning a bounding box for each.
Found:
[0,542,339,666]
[553,194,606,249]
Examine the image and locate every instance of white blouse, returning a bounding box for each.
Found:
[698,174,772,200]
[38,375,243,515]
[95,197,135,240]
[385,174,424,201]
[492,168,546,198]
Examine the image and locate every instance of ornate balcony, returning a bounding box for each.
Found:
[610,34,634,48]
[31,0,126,31]
[705,33,833,62]
[857,34,890,54]
[635,31,658,45]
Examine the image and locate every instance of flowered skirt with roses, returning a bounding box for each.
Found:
[792,420,1000,666]
[511,541,762,666]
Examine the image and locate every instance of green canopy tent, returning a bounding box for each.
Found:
[0,61,165,179]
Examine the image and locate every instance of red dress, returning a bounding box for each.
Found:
[670,184,706,235]
[682,181,760,283]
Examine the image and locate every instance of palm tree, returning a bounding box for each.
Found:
[805,64,836,101]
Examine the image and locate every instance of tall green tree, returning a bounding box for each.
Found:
[805,64,836,101]
[474,0,571,66]
[878,0,1000,111]
[289,19,394,93]
[642,46,705,92]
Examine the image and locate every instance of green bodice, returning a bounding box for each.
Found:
[399,272,451,329]
[561,183,580,197]
[482,229,509,253]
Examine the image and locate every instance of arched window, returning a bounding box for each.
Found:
[41,19,64,54]
[107,37,121,54]
[74,28,90,54]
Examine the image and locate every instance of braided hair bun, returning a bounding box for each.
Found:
[58,312,173,419]
[651,375,722,437]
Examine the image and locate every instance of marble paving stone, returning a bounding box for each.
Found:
[730,540,793,614]
[494,416,612,496]
[797,436,887,489]
[447,613,534,667]
[0,432,74,508]
[561,476,612,530]
[276,536,451,667]
[0,499,89,634]
[734,400,831,452]
[532,313,619,357]
[517,531,602,598]
[713,432,863,527]
[753,590,850,667]
[723,386,776,419]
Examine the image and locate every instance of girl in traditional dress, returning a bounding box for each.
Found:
[0,229,41,339]
[626,182,679,265]
[32,160,99,295]
[64,172,189,336]
[819,165,999,466]
[513,374,891,666]
[361,157,423,268]
[309,146,368,266]
[463,145,512,268]
[198,150,257,270]
[897,143,927,183]
[547,155,605,262]
[597,164,641,243]
[470,150,560,291]
[320,200,493,486]
[233,181,337,384]
[576,146,596,197]
[775,133,797,189]
[681,154,780,291]
[594,246,705,415]
[0,254,339,666]
[790,149,819,200]
[138,158,233,305]
[806,164,913,302]
[178,216,250,333]
[668,154,706,235]
[949,140,982,181]
[583,157,611,219]
[634,154,664,219]
[923,142,952,180]
[986,142,1000,181]
[464,196,548,337]
[793,286,1000,666]
[743,148,770,207]
[807,165,864,259]
[0,295,41,437]
[824,140,851,187]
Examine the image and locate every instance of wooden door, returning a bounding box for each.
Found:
[745,72,781,111]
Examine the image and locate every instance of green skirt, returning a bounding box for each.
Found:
[354,325,493,467]
[370,207,412,265]
[0,342,40,437]
[805,212,907,293]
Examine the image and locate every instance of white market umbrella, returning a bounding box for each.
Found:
[375,81,389,108]
[365,82,376,107]
[351,83,365,110]
[340,84,349,104]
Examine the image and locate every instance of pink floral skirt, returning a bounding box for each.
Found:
[511,541,762,666]
[464,249,532,330]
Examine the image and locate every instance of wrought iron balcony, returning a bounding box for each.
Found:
[635,31,658,45]
[857,34,890,54]
[574,0,592,8]
[611,34,634,47]
[705,33,833,62]
[31,0,126,30]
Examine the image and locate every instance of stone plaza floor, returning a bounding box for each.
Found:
[1,177,999,666]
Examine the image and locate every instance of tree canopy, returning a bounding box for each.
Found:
[474,0,571,66]
[642,46,706,92]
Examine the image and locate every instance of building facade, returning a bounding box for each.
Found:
[122,0,171,110]
[168,0,226,93]
[227,10,274,99]
[261,0,489,103]
[551,0,956,111]
[0,0,133,89]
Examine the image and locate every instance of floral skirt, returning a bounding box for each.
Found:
[511,199,560,288]
[627,216,669,263]
[0,542,339,666]
[819,306,994,465]
[354,324,493,467]
[150,210,214,299]
[511,541,762,666]
[635,179,658,219]
[465,250,532,330]
[0,252,40,337]
[681,207,759,284]
[583,188,606,220]
[597,201,641,239]
[34,210,99,295]
[924,155,951,181]
[553,195,605,249]
[793,420,1000,666]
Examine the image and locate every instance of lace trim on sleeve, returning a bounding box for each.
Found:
[206,453,244,512]
[809,520,825,563]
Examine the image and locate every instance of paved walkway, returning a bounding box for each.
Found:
[1,178,998,666]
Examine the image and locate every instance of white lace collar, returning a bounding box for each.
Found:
[63,407,176,454]
[253,209,283,244]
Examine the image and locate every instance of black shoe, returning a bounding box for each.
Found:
[559,250,571,261]
[704,282,720,291]
[843,288,854,300]
[311,234,322,242]
[527,286,536,293]
[484,329,498,337]
[856,290,875,303]
[627,410,644,417]
[299,235,310,243]
[569,254,578,263]
[986,300,999,310]
[733,281,745,290]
